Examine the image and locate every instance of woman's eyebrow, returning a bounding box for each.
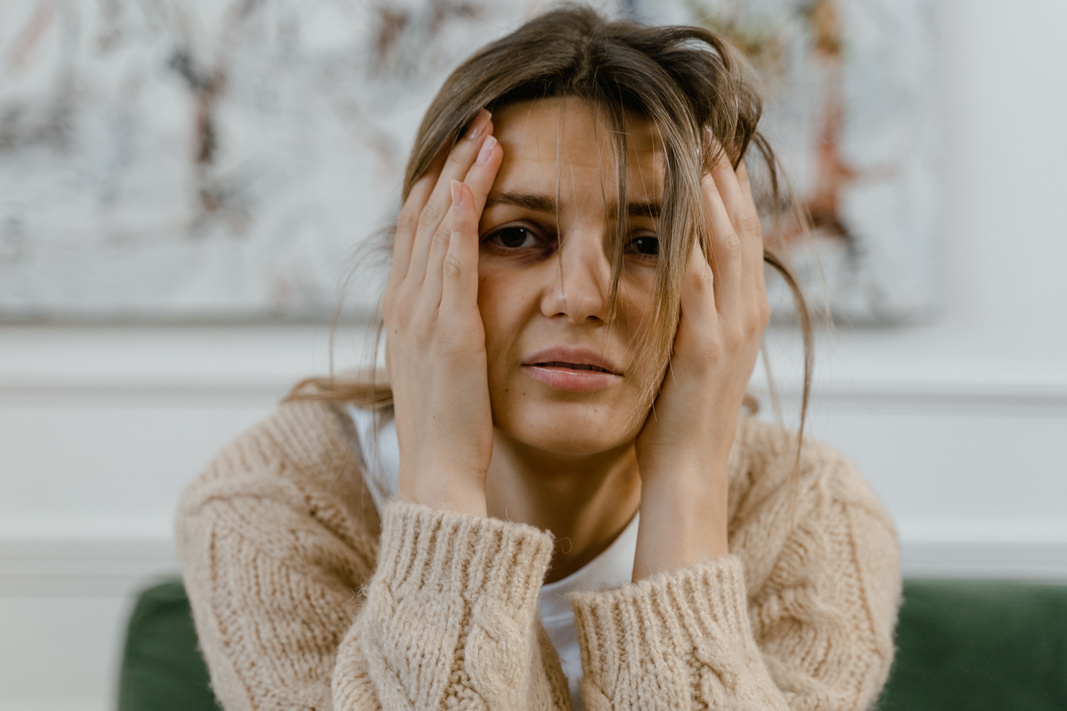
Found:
[485,191,661,218]
[484,191,556,213]
[625,201,661,219]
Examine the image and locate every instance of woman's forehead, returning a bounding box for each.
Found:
[490,97,666,207]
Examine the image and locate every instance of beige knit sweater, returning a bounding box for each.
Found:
[176,398,901,710]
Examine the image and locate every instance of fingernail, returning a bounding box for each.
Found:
[475,135,497,165]
[451,180,464,206]
[466,109,492,140]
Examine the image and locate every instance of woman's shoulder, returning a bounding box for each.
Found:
[175,397,381,660]
[177,396,380,535]
[728,415,900,589]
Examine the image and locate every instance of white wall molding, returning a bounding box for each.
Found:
[0,702,105,711]
[3,324,1066,409]
[0,378,291,402]
[0,537,177,597]
[5,371,1067,413]
[901,540,1067,582]
[751,382,1067,414]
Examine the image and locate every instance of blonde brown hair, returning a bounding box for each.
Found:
[290,5,813,443]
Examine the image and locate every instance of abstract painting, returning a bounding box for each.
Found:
[0,0,935,323]
[640,0,939,322]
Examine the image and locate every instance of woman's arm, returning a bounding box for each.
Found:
[383,108,502,517]
[631,140,769,581]
[177,445,570,710]
[335,501,562,709]
[570,449,901,711]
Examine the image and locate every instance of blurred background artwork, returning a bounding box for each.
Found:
[0,0,935,324]
[642,0,938,323]
[0,0,552,321]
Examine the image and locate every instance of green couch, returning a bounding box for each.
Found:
[117,578,1067,710]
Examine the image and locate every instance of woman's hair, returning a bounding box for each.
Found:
[290,5,814,443]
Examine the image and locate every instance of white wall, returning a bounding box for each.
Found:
[2,1,1066,709]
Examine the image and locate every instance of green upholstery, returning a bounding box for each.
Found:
[117,580,219,711]
[117,578,1067,711]
[877,579,1067,711]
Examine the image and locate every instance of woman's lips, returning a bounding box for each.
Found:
[522,364,622,392]
[521,347,623,392]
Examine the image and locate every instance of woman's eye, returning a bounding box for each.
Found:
[485,226,541,251]
[626,234,659,258]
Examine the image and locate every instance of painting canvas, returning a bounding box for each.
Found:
[0,0,936,323]
[639,0,939,323]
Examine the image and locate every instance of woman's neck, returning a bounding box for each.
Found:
[485,433,642,583]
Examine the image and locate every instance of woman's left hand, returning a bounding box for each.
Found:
[632,144,770,580]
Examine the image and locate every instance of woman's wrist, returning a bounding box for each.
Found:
[399,474,488,517]
[632,471,729,581]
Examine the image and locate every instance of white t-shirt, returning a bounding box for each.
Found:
[348,406,638,710]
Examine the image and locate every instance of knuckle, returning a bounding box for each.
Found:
[385,301,407,329]
[743,316,763,340]
[688,255,714,291]
[431,225,451,251]
[396,205,419,233]
[700,338,725,366]
[418,200,446,231]
[697,259,715,288]
[723,322,743,347]
[757,296,772,326]
[737,212,763,237]
[442,150,469,176]
[409,304,434,334]
[443,255,463,279]
[434,325,466,355]
[719,231,743,259]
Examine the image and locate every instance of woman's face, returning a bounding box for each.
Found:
[478,97,668,456]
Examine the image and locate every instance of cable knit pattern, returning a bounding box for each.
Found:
[571,556,777,710]
[176,398,901,710]
[352,501,555,710]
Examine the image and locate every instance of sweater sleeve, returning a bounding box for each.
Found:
[569,482,901,710]
[177,475,568,710]
[336,501,563,709]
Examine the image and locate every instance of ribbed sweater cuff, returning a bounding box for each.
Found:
[374,500,554,613]
[570,555,754,677]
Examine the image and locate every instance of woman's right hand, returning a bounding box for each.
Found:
[382,109,503,516]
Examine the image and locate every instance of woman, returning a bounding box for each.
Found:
[177,7,901,710]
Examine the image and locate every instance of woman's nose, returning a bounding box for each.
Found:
[540,227,612,324]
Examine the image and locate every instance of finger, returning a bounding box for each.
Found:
[736,158,755,207]
[461,134,501,219]
[702,169,743,317]
[734,160,767,294]
[721,157,763,290]
[710,142,763,283]
[408,109,493,286]
[388,145,449,291]
[440,180,479,318]
[708,141,747,228]
[679,234,717,328]
[421,133,502,305]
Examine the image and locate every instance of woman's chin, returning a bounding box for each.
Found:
[492,406,644,458]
